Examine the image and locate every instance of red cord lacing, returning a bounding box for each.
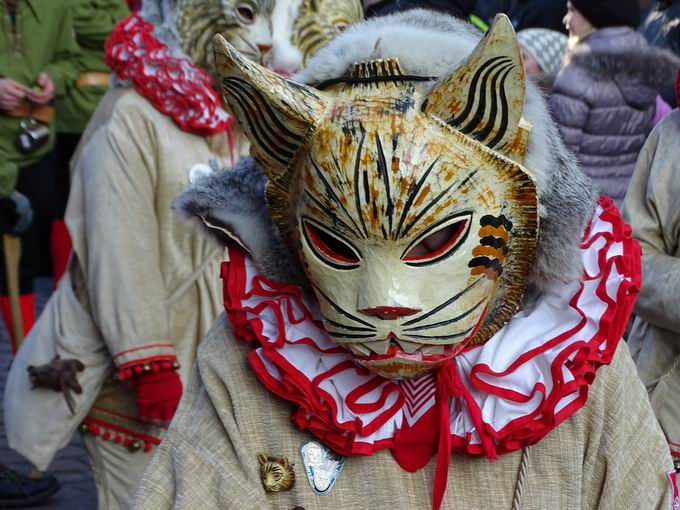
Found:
[105,14,233,137]
[433,361,498,510]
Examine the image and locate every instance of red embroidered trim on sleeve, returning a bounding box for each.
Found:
[116,356,180,381]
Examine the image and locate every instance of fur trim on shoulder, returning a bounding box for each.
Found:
[173,158,304,284]
[570,45,680,89]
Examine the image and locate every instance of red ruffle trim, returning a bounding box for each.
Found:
[116,356,180,381]
[454,196,641,457]
[105,14,232,137]
[222,196,641,465]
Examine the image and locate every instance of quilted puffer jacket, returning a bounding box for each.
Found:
[550,27,680,206]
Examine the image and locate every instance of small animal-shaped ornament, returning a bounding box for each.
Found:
[27,355,85,416]
[258,453,295,492]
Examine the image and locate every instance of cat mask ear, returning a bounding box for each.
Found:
[213,34,330,180]
[422,14,528,159]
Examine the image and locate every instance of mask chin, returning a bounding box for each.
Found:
[350,343,465,379]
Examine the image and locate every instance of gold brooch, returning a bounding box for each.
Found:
[258,453,295,492]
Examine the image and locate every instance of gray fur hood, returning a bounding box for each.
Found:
[177,10,598,296]
[139,0,184,56]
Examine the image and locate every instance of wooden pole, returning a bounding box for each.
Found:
[3,234,23,349]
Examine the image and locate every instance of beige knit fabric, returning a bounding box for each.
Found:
[624,109,680,457]
[134,313,675,509]
[83,434,156,510]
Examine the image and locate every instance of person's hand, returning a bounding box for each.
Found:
[25,73,54,105]
[133,369,183,422]
[0,78,26,111]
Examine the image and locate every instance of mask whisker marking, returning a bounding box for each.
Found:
[403,278,484,326]
[312,283,375,329]
[402,298,486,332]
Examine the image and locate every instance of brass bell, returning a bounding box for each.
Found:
[128,439,143,452]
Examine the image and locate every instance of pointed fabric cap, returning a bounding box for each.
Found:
[422,14,525,157]
[212,34,329,180]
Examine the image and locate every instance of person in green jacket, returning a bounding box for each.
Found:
[0,0,80,368]
[0,0,80,355]
[52,0,129,284]
[0,0,80,506]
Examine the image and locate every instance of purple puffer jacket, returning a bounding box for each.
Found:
[549,27,680,206]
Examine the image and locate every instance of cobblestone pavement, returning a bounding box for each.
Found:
[0,278,97,509]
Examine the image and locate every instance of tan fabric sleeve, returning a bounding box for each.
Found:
[581,345,675,509]
[76,98,175,366]
[623,112,680,334]
[133,318,270,509]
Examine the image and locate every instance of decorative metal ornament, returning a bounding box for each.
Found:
[300,440,345,495]
[214,14,539,380]
[188,161,216,184]
[258,453,296,492]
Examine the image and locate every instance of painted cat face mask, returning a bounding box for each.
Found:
[176,0,276,71]
[214,16,539,379]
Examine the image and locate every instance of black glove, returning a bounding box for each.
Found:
[0,191,33,235]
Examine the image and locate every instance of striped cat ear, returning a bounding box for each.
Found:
[212,34,329,179]
[422,14,525,157]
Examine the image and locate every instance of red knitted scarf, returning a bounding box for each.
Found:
[105,14,232,137]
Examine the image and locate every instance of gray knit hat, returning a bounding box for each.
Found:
[517,28,568,77]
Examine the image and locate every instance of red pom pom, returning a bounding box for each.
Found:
[143,442,153,452]
[123,437,132,447]
[114,435,122,444]
[102,431,111,441]
[90,424,100,435]
[134,365,144,374]
[151,362,161,372]
[161,361,172,370]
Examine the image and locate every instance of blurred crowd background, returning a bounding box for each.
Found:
[1,0,679,507]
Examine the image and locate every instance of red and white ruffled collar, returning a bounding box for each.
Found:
[105,14,232,136]
[222,196,640,507]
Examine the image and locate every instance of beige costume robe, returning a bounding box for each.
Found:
[3,89,248,508]
[624,109,680,458]
[134,313,675,510]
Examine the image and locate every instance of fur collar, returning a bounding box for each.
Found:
[174,158,304,283]
[569,32,680,89]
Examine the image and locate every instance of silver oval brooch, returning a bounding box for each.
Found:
[300,440,345,496]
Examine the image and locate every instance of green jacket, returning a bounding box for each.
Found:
[55,0,129,134]
[0,0,81,196]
